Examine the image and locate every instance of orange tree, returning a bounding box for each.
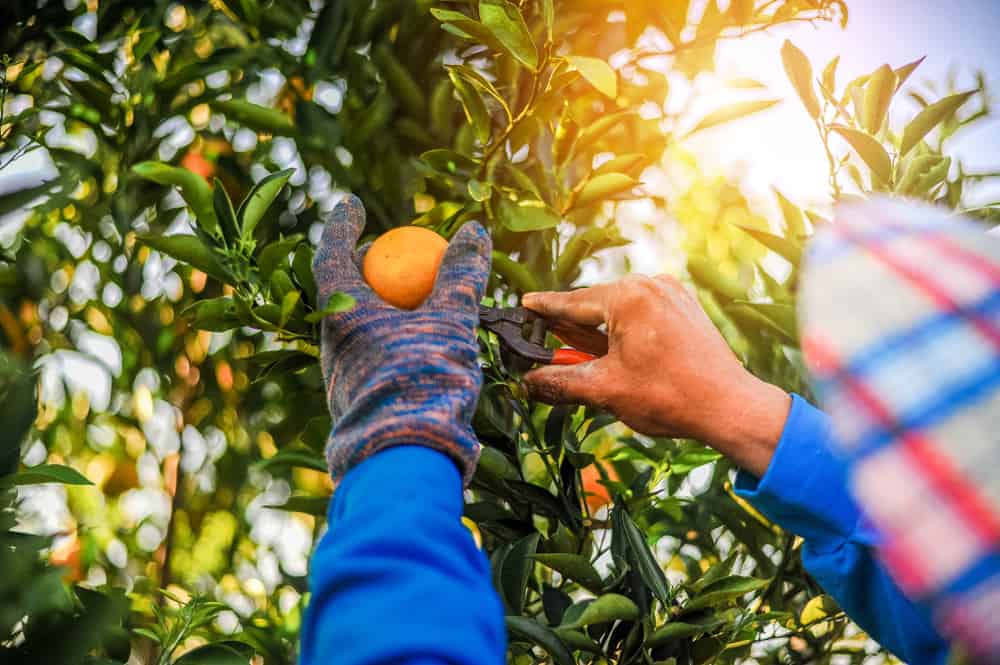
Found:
[1,0,996,663]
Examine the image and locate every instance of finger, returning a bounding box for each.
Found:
[548,320,609,356]
[427,222,492,311]
[353,240,373,274]
[523,360,610,407]
[521,286,611,327]
[312,195,367,299]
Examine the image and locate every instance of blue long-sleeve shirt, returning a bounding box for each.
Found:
[301,395,949,664]
[735,395,948,664]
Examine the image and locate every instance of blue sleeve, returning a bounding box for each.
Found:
[299,445,506,665]
[735,395,949,665]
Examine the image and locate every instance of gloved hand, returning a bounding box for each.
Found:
[311,195,491,487]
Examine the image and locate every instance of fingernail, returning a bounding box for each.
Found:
[522,292,540,307]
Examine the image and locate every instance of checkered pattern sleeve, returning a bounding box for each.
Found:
[800,197,1000,661]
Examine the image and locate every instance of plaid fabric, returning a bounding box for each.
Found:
[799,197,1000,660]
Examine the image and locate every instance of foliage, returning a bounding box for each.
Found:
[0,0,995,663]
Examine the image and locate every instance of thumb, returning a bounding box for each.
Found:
[523,360,610,407]
[427,222,492,311]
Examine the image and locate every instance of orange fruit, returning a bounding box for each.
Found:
[180,149,215,181]
[363,226,448,309]
[50,534,83,582]
[581,463,617,514]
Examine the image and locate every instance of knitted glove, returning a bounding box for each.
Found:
[311,195,491,487]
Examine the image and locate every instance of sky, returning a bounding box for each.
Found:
[688,0,1000,208]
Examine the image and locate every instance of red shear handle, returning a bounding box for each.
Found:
[551,348,597,365]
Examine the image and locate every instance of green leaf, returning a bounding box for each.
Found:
[562,593,639,628]
[781,40,819,118]
[577,110,635,149]
[476,446,520,481]
[774,189,806,238]
[478,1,538,70]
[862,64,897,134]
[279,290,300,326]
[447,65,511,123]
[421,149,479,176]
[430,8,505,53]
[565,56,617,99]
[304,292,356,323]
[614,507,671,606]
[265,495,330,516]
[213,181,240,247]
[732,224,802,265]
[830,125,892,185]
[256,449,326,473]
[821,55,839,94]
[182,297,244,332]
[210,99,296,135]
[684,576,770,612]
[0,358,37,476]
[894,55,926,90]
[553,628,601,653]
[899,90,977,157]
[132,162,219,238]
[1,464,93,487]
[257,234,305,280]
[449,69,492,145]
[237,168,294,239]
[506,617,574,665]
[575,173,640,208]
[496,197,560,231]
[499,533,539,613]
[726,302,798,344]
[687,256,747,301]
[173,641,254,665]
[645,622,711,648]
[491,251,543,293]
[137,233,230,284]
[685,99,781,137]
[595,154,648,176]
[531,554,604,593]
[468,179,493,202]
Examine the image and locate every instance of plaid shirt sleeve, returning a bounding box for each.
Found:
[737,395,949,664]
[799,197,1000,661]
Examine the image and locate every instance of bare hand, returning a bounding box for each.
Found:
[522,275,791,477]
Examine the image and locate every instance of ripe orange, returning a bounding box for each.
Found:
[180,149,215,181]
[363,226,448,309]
[581,463,617,514]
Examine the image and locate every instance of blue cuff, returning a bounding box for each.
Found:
[332,445,465,520]
[735,394,861,552]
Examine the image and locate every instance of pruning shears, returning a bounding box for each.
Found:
[479,305,597,367]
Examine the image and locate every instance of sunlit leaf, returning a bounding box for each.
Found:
[781,40,819,118]
[497,197,560,231]
[900,90,977,157]
[685,99,781,137]
[575,173,640,207]
[565,56,617,99]
[478,1,538,70]
[861,64,897,134]
[830,125,892,185]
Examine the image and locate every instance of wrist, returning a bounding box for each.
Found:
[704,375,791,477]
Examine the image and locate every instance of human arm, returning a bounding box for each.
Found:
[300,446,506,665]
[299,196,506,664]
[735,395,949,664]
[522,276,949,662]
